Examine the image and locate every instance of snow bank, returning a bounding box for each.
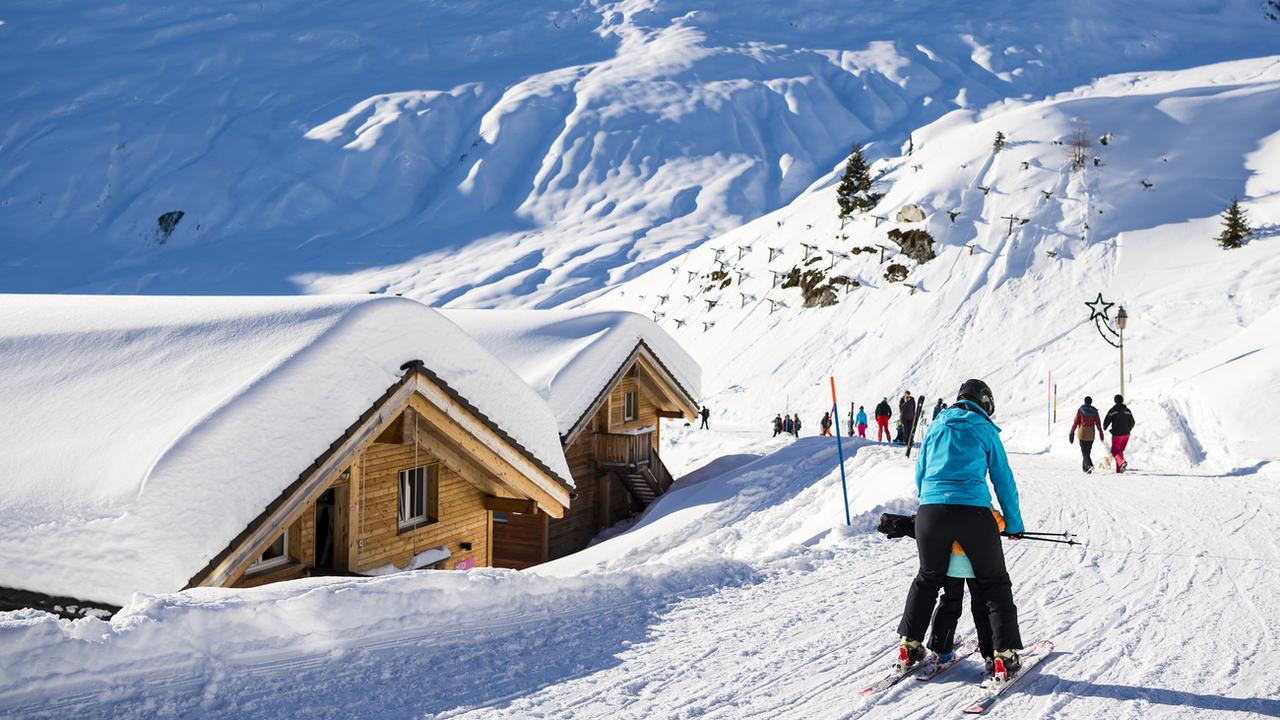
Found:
[0,294,570,606]
[444,309,701,436]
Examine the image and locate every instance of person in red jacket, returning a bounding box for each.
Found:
[874,398,893,442]
[1068,396,1105,473]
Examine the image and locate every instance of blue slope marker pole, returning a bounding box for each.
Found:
[830,376,851,526]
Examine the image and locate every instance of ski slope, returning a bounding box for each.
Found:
[2,427,1277,718]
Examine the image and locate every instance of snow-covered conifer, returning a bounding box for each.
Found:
[1217,198,1250,249]
[836,144,881,221]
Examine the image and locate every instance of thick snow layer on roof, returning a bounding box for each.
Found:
[0,294,570,605]
[443,310,702,437]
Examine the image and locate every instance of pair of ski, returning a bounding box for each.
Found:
[858,639,1054,715]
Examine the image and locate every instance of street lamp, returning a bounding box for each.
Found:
[1115,306,1128,396]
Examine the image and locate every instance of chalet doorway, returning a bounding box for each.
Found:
[313,485,349,572]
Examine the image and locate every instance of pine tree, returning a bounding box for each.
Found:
[836,143,882,222]
[993,131,1005,152]
[1217,198,1250,249]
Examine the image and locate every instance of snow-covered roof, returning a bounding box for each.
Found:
[0,294,571,606]
[443,310,702,438]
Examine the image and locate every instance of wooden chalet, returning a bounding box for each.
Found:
[196,361,573,591]
[444,310,702,569]
[0,295,573,616]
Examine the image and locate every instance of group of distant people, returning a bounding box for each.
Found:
[771,412,804,437]
[770,389,956,446]
[1068,394,1135,473]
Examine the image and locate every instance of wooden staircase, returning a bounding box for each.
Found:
[596,432,676,508]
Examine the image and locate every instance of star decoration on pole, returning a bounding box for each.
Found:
[1087,293,1121,348]
[1085,293,1114,322]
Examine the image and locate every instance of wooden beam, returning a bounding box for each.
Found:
[408,393,568,518]
[483,496,537,514]
[656,410,685,419]
[411,421,507,499]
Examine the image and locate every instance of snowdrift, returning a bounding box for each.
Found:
[0,294,570,605]
[595,56,1280,474]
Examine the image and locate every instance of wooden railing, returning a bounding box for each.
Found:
[597,432,678,500]
[596,432,654,469]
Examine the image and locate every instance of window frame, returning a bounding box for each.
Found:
[247,528,290,574]
[398,463,440,533]
[623,390,638,422]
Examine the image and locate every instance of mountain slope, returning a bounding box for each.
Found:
[594,55,1280,473]
[1,0,1275,305]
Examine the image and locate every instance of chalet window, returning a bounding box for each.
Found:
[248,529,289,573]
[623,390,637,422]
[399,464,439,530]
[492,511,509,524]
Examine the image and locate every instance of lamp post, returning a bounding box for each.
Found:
[1115,306,1128,396]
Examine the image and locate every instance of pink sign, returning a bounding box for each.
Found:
[453,556,477,571]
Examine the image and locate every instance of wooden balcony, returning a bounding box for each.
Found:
[596,432,676,501]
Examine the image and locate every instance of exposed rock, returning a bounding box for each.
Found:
[895,203,926,223]
[887,228,936,264]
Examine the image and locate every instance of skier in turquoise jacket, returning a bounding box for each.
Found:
[894,379,1027,681]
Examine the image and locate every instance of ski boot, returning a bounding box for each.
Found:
[936,649,956,664]
[991,649,1021,685]
[894,638,925,675]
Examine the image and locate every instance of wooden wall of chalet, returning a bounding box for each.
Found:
[232,429,491,588]
[350,443,490,573]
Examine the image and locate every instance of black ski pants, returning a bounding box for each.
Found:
[927,577,994,659]
[898,504,1022,651]
[1079,439,1094,472]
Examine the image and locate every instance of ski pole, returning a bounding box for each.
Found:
[1019,531,1076,539]
[1004,534,1079,546]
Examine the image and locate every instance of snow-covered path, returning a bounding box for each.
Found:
[3,438,1278,719]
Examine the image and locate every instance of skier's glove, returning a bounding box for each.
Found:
[877,513,916,539]
[1002,531,1024,541]
[1068,433,1074,444]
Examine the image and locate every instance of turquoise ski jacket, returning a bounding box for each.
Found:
[914,400,1025,535]
[855,409,868,426]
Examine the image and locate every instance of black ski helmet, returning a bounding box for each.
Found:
[957,378,995,417]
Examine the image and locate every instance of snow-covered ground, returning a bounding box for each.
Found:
[2,427,1277,718]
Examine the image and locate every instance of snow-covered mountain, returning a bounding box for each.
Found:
[1,0,1275,307]
[595,55,1280,473]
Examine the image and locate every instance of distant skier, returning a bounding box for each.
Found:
[1068,396,1105,473]
[700,406,711,429]
[933,399,947,421]
[1103,394,1135,473]
[783,414,793,435]
[875,398,893,442]
[856,406,869,438]
[894,419,905,444]
[895,379,1025,681]
[792,413,802,437]
[772,413,784,437]
[821,411,833,436]
[899,391,918,447]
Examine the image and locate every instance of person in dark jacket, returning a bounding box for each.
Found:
[821,411,833,436]
[900,391,918,446]
[772,413,783,437]
[700,406,711,429]
[1103,395,1135,473]
[1068,396,1105,473]
[875,398,893,442]
[933,399,947,421]
[895,379,1025,679]
[792,413,802,437]
[783,414,793,435]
